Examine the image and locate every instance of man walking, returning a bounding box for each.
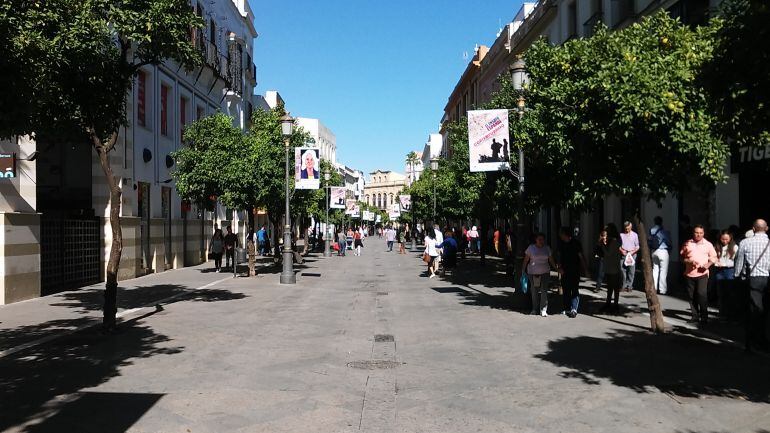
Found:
[649,216,672,294]
[385,226,396,251]
[734,219,770,352]
[619,221,640,291]
[256,225,267,256]
[337,229,347,257]
[680,224,717,325]
[557,227,588,318]
[224,226,238,270]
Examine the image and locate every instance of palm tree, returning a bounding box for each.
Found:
[405,151,419,185]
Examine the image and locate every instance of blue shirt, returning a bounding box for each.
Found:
[257,229,266,242]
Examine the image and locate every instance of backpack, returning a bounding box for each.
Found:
[649,228,663,250]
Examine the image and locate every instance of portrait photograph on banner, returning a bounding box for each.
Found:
[294,147,321,190]
[467,109,511,172]
[389,203,401,219]
[345,199,357,215]
[330,187,346,209]
[398,195,411,212]
[352,205,361,218]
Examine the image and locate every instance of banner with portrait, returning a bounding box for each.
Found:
[467,109,511,172]
[330,187,346,209]
[363,210,373,221]
[389,203,401,219]
[398,195,411,212]
[294,147,321,189]
[352,205,361,218]
[345,199,357,215]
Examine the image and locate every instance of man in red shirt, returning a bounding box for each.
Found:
[680,224,717,324]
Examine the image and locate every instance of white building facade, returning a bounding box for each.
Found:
[296,118,336,165]
[0,0,258,304]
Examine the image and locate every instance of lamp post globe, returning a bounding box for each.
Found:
[510,57,528,91]
[323,170,331,257]
[280,112,296,284]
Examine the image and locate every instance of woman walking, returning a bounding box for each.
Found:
[354,227,364,256]
[209,228,224,272]
[522,233,556,317]
[599,223,623,313]
[398,228,407,254]
[714,229,738,320]
[424,229,440,278]
[593,229,607,291]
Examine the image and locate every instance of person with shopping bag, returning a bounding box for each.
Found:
[619,221,640,292]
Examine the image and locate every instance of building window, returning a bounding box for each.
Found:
[180,95,189,140]
[567,1,578,39]
[137,70,147,127]
[210,19,216,44]
[160,84,169,136]
[196,105,204,120]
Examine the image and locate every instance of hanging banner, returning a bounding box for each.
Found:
[389,203,401,219]
[467,109,511,172]
[294,147,321,189]
[376,214,382,223]
[363,210,373,221]
[352,205,361,218]
[398,194,411,212]
[330,187,346,209]
[0,153,16,178]
[345,199,357,215]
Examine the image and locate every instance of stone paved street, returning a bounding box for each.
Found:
[2,243,769,433]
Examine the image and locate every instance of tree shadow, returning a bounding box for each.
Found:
[0,315,182,431]
[535,328,770,403]
[440,256,516,290]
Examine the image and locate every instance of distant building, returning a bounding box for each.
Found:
[335,163,364,200]
[296,118,336,164]
[422,134,443,168]
[363,170,407,211]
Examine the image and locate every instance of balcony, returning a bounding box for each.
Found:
[193,28,230,86]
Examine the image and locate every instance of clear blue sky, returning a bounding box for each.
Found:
[251,0,524,177]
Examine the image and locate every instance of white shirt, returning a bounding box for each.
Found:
[386,229,396,242]
[434,228,444,244]
[424,237,439,257]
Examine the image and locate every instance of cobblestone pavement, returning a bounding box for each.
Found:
[1,242,769,432]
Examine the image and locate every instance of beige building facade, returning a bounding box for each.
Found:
[363,170,407,211]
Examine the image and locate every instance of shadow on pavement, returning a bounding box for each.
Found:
[535,328,770,403]
[0,317,181,432]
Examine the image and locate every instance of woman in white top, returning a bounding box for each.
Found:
[469,226,480,254]
[521,233,557,316]
[424,229,440,278]
[714,230,739,319]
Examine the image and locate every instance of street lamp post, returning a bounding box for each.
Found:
[510,58,528,280]
[279,113,296,284]
[324,170,331,257]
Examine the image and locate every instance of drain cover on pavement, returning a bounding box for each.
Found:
[376,292,388,296]
[374,334,394,342]
[347,360,403,370]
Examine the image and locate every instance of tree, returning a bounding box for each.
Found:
[703,0,770,149]
[0,0,202,329]
[514,12,725,332]
[405,151,419,185]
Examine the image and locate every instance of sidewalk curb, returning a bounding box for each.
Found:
[0,276,230,360]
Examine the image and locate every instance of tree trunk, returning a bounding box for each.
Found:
[93,133,122,330]
[634,215,667,333]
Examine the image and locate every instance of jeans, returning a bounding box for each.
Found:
[715,267,735,317]
[225,248,234,268]
[387,241,394,251]
[747,276,769,348]
[686,275,709,321]
[594,258,605,290]
[211,252,222,270]
[562,273,580,313]
[258,240,266,255]
[621,258,636,290]
[530,273,549,313]
[652,249,670,294]
[604,273,622,306]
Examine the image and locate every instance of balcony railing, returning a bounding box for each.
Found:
[193,28,231,87]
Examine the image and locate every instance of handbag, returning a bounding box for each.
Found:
[422,253,431,263]
[624,253,636,267]
[520,273,529,294]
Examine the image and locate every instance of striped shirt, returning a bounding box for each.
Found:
[734,233,770,278]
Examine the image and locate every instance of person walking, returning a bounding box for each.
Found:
[557,227,588,318]
[208,228,224,272]
[440,230,458,276]
[648,216,672,295]
[398,228,406,254]
[469,225,479,254]
[385,226,396,251]
[619,221,640,292]
[680,224,717,325]
[714,230,738,320]
[493,227,501,256]
[224,225,238,271]
[734,219,770,352]
[337,229,347,257]
[354,228,364,256]
[599,223,623,313]
[424,229,440,278]
[522,233,556,317]
[593,229,607,291]
[256,225,267,256]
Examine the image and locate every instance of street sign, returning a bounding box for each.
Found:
[0,153,16,178]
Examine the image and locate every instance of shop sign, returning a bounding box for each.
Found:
[732,144,770,173]
[0,153,16,178]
